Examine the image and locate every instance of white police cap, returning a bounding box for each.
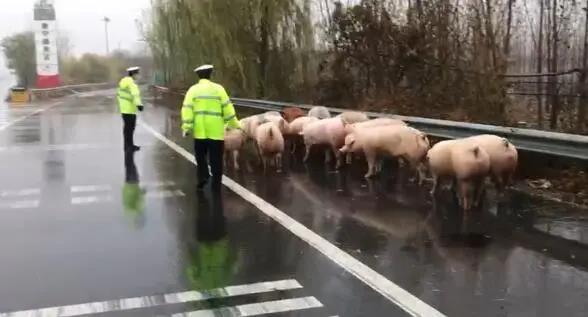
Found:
[126,66,140,72]
[194,64,214,72]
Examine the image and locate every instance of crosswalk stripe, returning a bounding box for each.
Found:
[142,181,177,187]
[140,120,448,317]
[0,189,40,197]
[145,190,185,199]
[0,200,40,209]
[70,185,112,193]
[71,195,112,205]
[172,297,323,317]
[0,279,302,317]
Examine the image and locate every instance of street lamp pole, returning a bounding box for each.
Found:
[103,16,111,55]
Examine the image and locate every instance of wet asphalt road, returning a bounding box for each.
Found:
[0,91,587,316]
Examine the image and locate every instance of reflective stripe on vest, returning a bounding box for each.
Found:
[194,95,221,101]
[195,110,223,117]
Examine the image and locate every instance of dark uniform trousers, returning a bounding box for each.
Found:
[194,139,224,191]
[122,114,137,150]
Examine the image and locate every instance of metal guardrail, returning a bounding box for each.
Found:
[30,82,116,100]
[150,85,588,160]
[232,98,588,161]
[29,82,113,92]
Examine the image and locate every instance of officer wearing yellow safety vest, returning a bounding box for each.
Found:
[181,65,240,192]
[117,66,144,152]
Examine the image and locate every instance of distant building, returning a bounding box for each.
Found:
[33,0,60,88]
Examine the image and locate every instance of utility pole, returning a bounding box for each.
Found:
[103,16,110,55]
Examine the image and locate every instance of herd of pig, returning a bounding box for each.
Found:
[224,106,519,211]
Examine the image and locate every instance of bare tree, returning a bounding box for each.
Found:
[578,3,588,132]
[537,0,545,128]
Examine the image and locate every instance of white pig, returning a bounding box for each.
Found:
[301,117,346,168]
[308,106,331,119]
[426,139,491,211]
[342,117,407,165]
[224,128,246,170]
[288,116,319,135]
[339,125,430,180]
[285,116,319,154]
[240,115,265,140]
[255,121,285,172]
[465,134,518,190]
[337,111,369,124]
[344,117,407,136]
[263,113,289,135]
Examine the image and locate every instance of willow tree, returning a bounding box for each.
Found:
[144,0,315,100]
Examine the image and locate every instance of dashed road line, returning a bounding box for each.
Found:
[0,200,40,209]
[145,189,185,199]
[0,102,61,132]
[140,120,447,317]
[0,279,302,317]
[71,195,113,205]
[171,297,323,317]
[70,184,112,193]
[0,188,40,197]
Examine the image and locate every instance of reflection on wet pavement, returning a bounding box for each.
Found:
[0,93,586,316]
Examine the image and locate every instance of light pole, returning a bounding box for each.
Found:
[103,16,110,55]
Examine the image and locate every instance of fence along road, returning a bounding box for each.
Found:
[231,97,588,161]
[149,85,588,160]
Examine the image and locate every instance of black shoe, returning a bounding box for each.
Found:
[211,184,222,193]
[125,145,140,152]
[197,180,209,191]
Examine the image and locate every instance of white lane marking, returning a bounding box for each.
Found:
[0,279,302,317]
[0,143,156,153]
[140,121,447,317]
[145,189,185,199]
[71,182,177,194]
[172,297,322,317]
[0,188,40,197]
[70,185,112,193]
[0,144,110,153]
[71,195,113,205]
[0,200,40,209]
[142,180,177,187]
[0,102,61,132]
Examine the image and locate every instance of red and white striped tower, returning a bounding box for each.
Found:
[33,0,60,88]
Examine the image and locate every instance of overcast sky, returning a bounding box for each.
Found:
[0,0,151,77]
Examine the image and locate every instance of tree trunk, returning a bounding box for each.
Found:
[577,3,588,133]
[258,2,270,98]
[549,0,560,130]
[503,0,514,59]
[537,0,545,128]
[500,0,515,118]
[484,0,498,70]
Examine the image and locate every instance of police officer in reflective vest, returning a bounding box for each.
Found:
[181,65,240,191]
[117,67,143,152]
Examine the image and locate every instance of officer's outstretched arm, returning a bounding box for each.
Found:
[181,88,195,133]
[220,87,240,129]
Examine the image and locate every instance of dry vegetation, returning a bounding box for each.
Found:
[143,0,588,133]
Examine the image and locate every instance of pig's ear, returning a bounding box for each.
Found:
[349,139,356,147]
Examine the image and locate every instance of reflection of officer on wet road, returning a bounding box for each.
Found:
[186,192,237,296]
[122,150,145,228]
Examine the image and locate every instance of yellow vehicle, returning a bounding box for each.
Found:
[9,87,30,103]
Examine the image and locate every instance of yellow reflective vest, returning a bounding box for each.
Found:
[117,76,142,114]
[181,79,240,140]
